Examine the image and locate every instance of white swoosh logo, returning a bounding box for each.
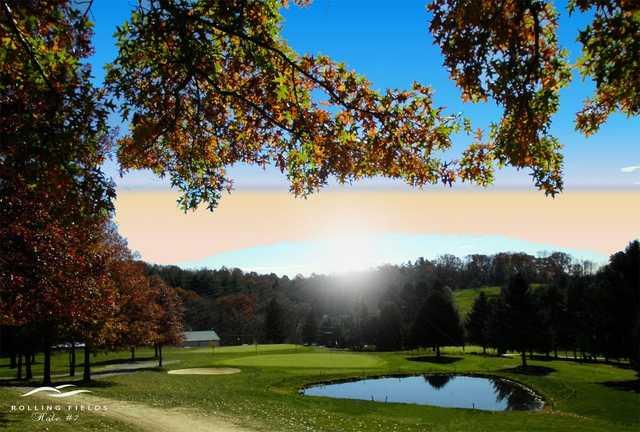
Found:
[48,389,92,398]
[21,384,92,398]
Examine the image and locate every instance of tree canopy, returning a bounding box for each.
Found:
[106,0,639,209]
[2,0,638,215]
[105,0,485,211]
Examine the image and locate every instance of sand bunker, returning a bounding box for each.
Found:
[167,368,241,375]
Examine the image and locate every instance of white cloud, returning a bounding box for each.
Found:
[621,165,640,173]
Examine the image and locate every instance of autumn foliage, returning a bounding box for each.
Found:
[106,0,492,211]
[1,0,638,384]
[1,0,185,384]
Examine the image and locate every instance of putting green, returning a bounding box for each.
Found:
[218,353,385,369]
[185,344,301,354]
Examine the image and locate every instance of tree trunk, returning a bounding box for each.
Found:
[83,344,91,383]
[42,334,52,386]
[482,345,486,355]
[130,346,135,361]
[25,351,32,380]
[521,350,528,368]
[158,344,163,367]
[435,345,441,358]
[554,347,558,359]
[69,342,76,377]
[16,353,22,380]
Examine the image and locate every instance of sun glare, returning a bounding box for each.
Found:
[315,234,380,274]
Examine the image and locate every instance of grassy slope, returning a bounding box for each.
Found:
[1,343,638,431]
[3,345,635,432]
[111,347,640,431]
[453,284,546,317]
[453,286,501,317]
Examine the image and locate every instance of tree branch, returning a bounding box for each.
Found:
[1,0,53,90]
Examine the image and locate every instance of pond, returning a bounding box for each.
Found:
[301,374,544,411]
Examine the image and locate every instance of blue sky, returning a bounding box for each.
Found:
[89,0,639,191]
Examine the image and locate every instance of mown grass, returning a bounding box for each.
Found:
[453,286,501,317]
[218,352,386,368]
[1,345,638,431]
[453,284,546,317]
[0,385,141,432]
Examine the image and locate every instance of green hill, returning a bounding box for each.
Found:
[454,283,547,317]
[453,286,501,318]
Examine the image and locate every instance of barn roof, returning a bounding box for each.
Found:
[183,330,220,342]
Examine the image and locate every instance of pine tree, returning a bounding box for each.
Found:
[466,291,491,354]
[264,298,286,344]
[501,274,538,368]
[412,284,464,357]
[375,303,404,351]
[301,309,318,345]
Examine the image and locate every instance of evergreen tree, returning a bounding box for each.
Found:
[412,284,464,357]
[264,298,286,344]
[301,309,318,345]
[602,240,640,363]
[485,297,509,356]
[466,291,491,354]
[632,317,640,377]
[375,303,404,351]
[538,280,568,358]
[501,274,538,368]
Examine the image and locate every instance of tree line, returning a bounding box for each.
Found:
[276,240,640,372]
[145,249,594,342]
[466,241,640,369]
[145,240,638,374]
[0,223,184,385]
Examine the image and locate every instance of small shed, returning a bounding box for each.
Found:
[181,330,221,347]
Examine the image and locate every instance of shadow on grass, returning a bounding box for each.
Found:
[467,351,511,359]
[0,377,119,388]
[0,366,165,389]
[528,355,556,362]
[529,355,634,369]
[89,356,157,367]
[600,379,640,393]
[0,411,11,429]
[499,365,556,376]
[407,356,463,364]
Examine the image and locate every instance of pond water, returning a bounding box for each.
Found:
[301,374,544,411]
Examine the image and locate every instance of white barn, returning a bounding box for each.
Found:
[181,330,221,347]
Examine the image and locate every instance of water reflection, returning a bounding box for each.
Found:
[302,374,544,411]
[424,374,453,389]
[491,378,542,410]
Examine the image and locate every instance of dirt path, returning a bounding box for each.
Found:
[20,390,259,432]
[72,393,257,432]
